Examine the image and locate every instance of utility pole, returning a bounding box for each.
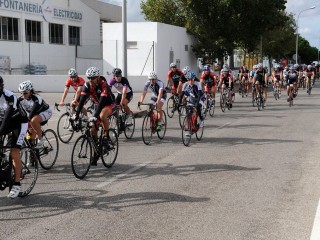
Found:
[122,0,127,77]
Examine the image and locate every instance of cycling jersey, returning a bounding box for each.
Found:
[250,70,255,78]
[167,69,184,83]
[285,71,298,84]
[305,70,314,78]
[240,69,249,78]
[108,77,133,94]
[273,71,281,80]
[255,69,267,84]
[65,77,85,91]
[181,81,203,106]
[200,72,217,87]
[144,79,167,99]
[0,89,28,148]
[76,76,115,119]
[18,94,51,120]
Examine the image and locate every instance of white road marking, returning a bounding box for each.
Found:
[310,198,320,240]
[217,122,231,129]
[96,161,152,188]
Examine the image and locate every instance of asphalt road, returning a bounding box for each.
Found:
[1,85,320,240]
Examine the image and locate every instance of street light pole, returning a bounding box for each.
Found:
[295,6,316,64]
[122,0,127,77]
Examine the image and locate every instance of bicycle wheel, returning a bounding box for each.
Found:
[257,95,261,111]
[220,94,226,112]
[209,99,215,117]
[202,98,208,120]
[109,115,119,136]
[157,110,167,140]
[182,115,192,147]
[101,129,119,168]
[57,112,74,144]
[141,114,153,145]
[71,135,92,179]
[179,105,187,128]
[166,96,175,118]
[195,116,204,141]
[124,114,135,139]
[252,90,256,107]
[18,146,39,197]
[38,129,59,170]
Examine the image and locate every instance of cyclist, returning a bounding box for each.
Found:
[180,72,204,128]
[218,67,233,108]
[272,64,283,97]
[253,63,268,107]
[249,65,257,93]
[305,65,315,93]
[59,68,85,108]
[165,63,185,95]
[284,65,298,101]
[108,68,134,121]
[182,66,200,82]
[73,67,115,165]
[239,65,250,97]
[0,76,29,198]
[200,65,217,105]
[139,71,167,131]
[18,80,52,149]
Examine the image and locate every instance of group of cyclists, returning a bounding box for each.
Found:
[1,60,318,199]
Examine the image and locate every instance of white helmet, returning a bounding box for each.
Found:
[148,71,157,79]
[86,67,100,78]
[182,66,190,74]
[68,68,78,77]
[18,80,33,92]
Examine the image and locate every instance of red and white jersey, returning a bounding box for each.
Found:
[65,77,85,91]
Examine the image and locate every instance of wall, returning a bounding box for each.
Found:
[0,0,102,74]
[2,75,147,93]
[103,22,199,81]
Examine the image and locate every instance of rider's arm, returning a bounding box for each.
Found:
[75,84,89,119]
[0,101,14,135]
[60,86,69,105]
[28,96,41,120]
[165,71,172,88]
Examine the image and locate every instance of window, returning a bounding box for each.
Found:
[0,16,19,41]
[185,45,188,51]
[69,26,80,45]
[49,23,63,44]
[127,41,137,49]
[25,20,41,43]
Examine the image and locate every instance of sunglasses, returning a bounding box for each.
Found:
[22,92,30,95]
[149,78,156,80]
[88,77,97,80]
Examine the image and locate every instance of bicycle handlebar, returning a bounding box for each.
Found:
[54,103,71,112]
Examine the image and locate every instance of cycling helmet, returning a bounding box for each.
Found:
[112,68,122,76]
[148,71,157,80]
[222,67,229,72]
[253,65,257,69]
[202,65,210,71]
[170,63,177,68]
[294,63,299,69]
[185,72,196,79]
[86,67,100,78]
[289,65,295,70]
[223,64,229,69]
[68,68,78,78]
[307,65,312,69]
[182,66,190,74]
[18,80,33,92]
[243,65,247,69]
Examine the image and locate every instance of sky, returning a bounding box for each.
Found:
[102,0,320,49]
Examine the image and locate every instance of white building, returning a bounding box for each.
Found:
[103,22,199,88]
[0,0,121,75]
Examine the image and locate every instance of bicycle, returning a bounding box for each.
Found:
[181,105,204,147]
[306,77,312,95]
[220,87,231,112]
[202,92,215,118]
[25,124,59,170]
[55,103,88,144]
[252,86,257,107]
[255,84,265,111]
[138,102,167,145]
[70,120,119,179]
[0,134,39,197]
[241,78,248,98]
[288,83,295,107]
[109,105,135,139]
[166,93,180,118]
[273,82,280,100]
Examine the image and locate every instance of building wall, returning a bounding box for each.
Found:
[0,0,109,74]
[103,22,198,81]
